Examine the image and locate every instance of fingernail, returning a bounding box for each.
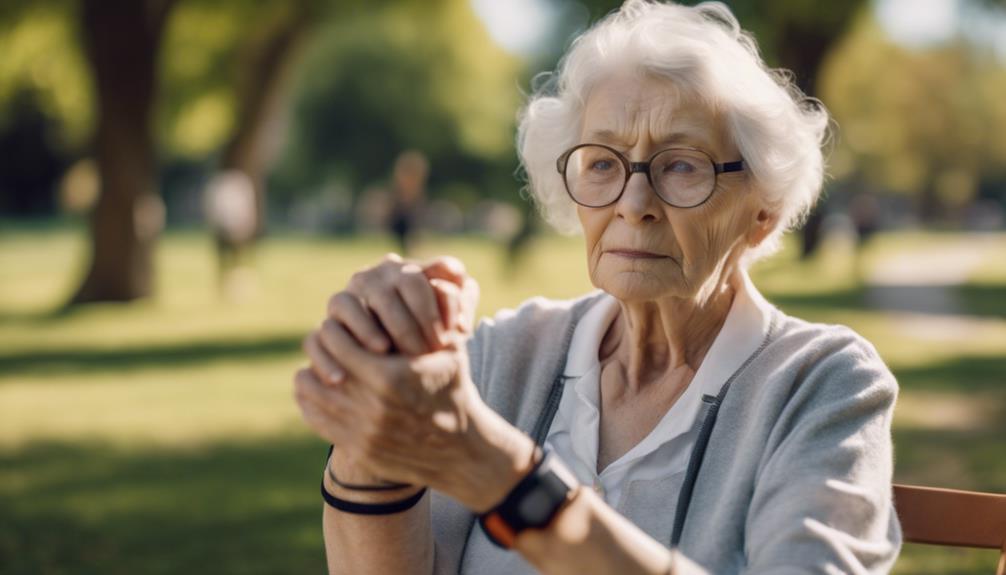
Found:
[328,368,345,384]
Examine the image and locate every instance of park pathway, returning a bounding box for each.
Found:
[864,235,1001,341]
[864,235,1005,436]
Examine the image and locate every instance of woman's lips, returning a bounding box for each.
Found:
[606,249,668,259]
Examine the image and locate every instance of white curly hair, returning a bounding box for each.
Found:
[516,0,831,266]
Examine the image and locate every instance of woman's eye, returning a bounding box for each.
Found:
[590,160,614,171]
[665,160,695,174]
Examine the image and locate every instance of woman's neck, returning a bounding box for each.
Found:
[601,269,739,395]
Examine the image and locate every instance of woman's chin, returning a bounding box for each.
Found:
[595,271,687,303]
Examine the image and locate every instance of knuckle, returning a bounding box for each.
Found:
[369,287,394,308]
[401,271,431,299]
[378,255,404,273]
[349,267,378,290]
[346,273,364,292]
[327,291,350,316]
[377,267,399,287]
[400,262,423,278]
[320,317,339,338]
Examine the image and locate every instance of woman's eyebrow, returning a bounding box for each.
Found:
[578,128,623,146]
[655,133,707,147]
[583,128,711,149]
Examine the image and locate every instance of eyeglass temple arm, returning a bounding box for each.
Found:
[715,160,745,174]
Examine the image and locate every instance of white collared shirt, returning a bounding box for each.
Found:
[459,270,776,573]
[545,269,774,511]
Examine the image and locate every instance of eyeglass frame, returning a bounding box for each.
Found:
[555,143,746,209]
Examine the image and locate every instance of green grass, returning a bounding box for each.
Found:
[1,222,1004,574]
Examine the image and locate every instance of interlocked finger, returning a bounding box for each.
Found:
[327,291,391,353]
[397,263,445,350]
[303,331,347,385]
[362,288,428,356]
[292,368,355,443]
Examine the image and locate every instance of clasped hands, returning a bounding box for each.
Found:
[293,254,530,513]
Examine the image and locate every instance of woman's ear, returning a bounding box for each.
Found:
[747,209,779,247]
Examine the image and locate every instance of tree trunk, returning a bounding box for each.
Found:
[774,2,867,260]
[70,0,174,304]
[219,6,310,241]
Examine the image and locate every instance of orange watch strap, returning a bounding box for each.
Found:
[482,511,518,549]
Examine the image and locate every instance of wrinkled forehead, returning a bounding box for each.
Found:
[579,71,727,152]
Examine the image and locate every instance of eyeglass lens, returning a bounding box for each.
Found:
[563,145,715,208]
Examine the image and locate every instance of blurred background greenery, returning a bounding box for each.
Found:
[1,0,1005,573]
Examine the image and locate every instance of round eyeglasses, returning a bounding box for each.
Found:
[556,143,745,209]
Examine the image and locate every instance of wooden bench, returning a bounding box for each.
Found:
[893,484,1006,575]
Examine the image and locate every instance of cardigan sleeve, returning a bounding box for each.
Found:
[738,328,902,574]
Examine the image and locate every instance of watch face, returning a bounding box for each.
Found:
[518,489,555,525]
[513,455,578,527]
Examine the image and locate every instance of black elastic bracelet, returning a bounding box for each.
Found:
[325,445,413,492]
[321,481,427,515]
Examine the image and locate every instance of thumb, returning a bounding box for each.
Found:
[422,256,466,288]
[429,277,478,337]
[429,278,461,337]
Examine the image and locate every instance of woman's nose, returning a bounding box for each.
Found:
[615,171,663,224]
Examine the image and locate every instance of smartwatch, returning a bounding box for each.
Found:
[478,448,580,549]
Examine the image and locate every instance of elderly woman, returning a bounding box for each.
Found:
[292,1,902,573]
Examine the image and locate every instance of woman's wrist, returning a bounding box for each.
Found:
[325,451,423,504]
[451,398,539,514]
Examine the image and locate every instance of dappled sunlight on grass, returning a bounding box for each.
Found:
[894,391,1001,433]
[1,224,1004,574]
[0,436,329,574]
[0,359,307,449]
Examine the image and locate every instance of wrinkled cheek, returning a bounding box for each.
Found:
[584,239,605,286]
[587,254,606,288]
[699,230,733,277]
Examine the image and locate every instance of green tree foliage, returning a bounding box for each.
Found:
[821,11,1006,215]
[158,0,320,160]
[0,0,91,147]
[272,0,523,207]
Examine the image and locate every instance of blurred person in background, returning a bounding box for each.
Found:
[292,1,901,573]
[388,149,430,256]
[204,170,257,299]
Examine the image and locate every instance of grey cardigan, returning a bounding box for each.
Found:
[430,291,902,574]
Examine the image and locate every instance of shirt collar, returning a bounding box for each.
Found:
[558,268,775,472]
[563,293,621,379]
[563,269,773,379]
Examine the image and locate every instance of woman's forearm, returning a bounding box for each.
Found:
[322,455,433,575]
[513,484,675,575]
[455,403,677,574]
